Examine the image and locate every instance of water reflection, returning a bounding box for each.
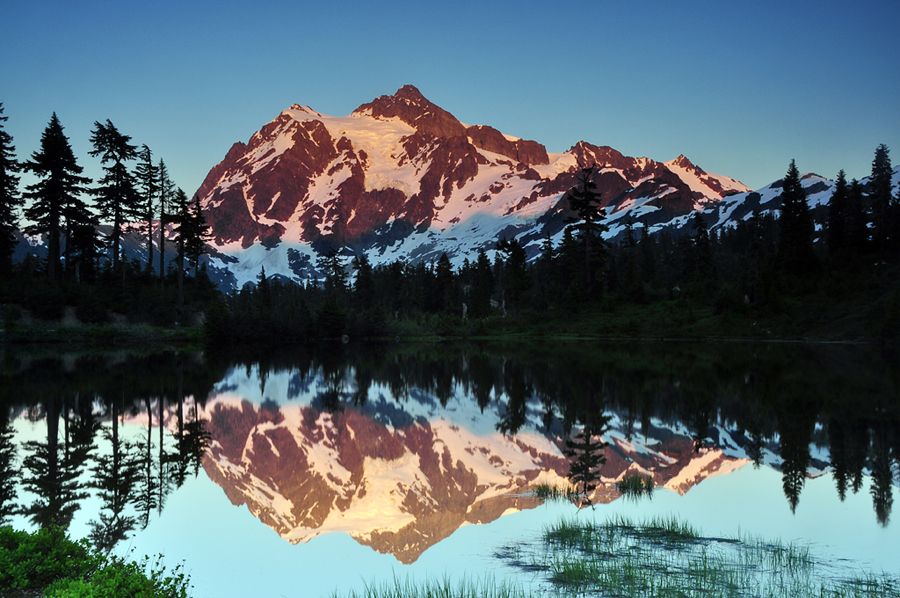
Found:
[0,341,898,564]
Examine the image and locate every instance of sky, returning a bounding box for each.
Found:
[2,0,898,198]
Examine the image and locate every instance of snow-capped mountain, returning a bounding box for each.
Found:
[197,85,749,288]
[659,166,900,241]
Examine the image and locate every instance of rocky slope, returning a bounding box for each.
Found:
[196,85,749,288]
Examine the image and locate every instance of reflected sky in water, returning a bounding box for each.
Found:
[1,341,898,597]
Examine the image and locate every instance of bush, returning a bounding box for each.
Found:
[0,527,191,598]
[0,526,100,591]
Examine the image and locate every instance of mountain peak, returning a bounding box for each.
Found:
[353,85,466,139]
[670,154,697,170]
[394,84,427,102]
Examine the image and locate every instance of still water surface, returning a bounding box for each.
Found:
[1,341,898,596]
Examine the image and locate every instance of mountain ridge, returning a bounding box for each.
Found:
[195,85,750,289]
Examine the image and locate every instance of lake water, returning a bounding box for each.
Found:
[1,341,898,597]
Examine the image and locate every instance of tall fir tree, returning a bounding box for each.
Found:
[23,113,91,281]
[157,158,175,284]
[846,178,868,255]
[183,194,210,276]
[565,165,609,297]
[776,159,816,278]
[869,144,895,258]
[170,187,189,310]
[0,104,23,275]
[89,119,139,274]
[827,170,849,258]
[135,144,159,273]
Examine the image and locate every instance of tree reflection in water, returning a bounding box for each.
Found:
[0,340,897,557]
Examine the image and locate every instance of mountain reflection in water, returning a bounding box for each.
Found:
[0,341,898,565]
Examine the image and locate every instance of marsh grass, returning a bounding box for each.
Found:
[331,574,530,598]
[616,473,655,498]
[531,482,580,504]
[338,517,899,598]
[524,516,899,598]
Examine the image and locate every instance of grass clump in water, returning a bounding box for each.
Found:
[615,473,654,498]
[524,516,899,598]
[332,574,530,598]
[531,481,580,504]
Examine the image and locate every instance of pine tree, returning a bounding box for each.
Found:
[776,159,816,278]
[89,119,139,274]
[135,144,159,273]
[869,144,895,258]
[170,187,189,311]
[565,166,609,297]
[23,113,91,281]
[470,247,493,317]
[495,237,530,312]
[183,194,210,276]
[0,104,23,275]
[352,253,375,311]
[688,211,714,289]
[827,170,849,258]
[157,159,175,284]
[433,252,454,313]
[846,178,868,255]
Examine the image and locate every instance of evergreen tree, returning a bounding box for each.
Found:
[565,166,609,296]
[352,253,376,311]
[61,191,96,280]
[688,211,714,287]
[69,220,103,284]
[470,247,493,317]
[495,237,530,312]
[776,159,816,278]
[319,247,349,302]
[0,412,18,525]
[846,178,869,255]
[135,144,159,273]
[564,400,611,507]
[23,113,91,281]
[20,397,91,528]
[183,194,210,276]
[433,252,454,313]
[869,144,895,258]
[638,225,657,287]
[827,170,849,258]
[157,158,175,284]
[89,119,139,274]
[89,400,141,554]
[0,104,23,275]
[170,187,189,311]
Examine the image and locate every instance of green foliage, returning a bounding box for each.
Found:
[0,526,191,597]
[0,526,100,590]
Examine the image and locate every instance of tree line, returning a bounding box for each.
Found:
[0,105,211,324]
[2,101,898,340]
[206,147,900,343]
[2,341,895,534]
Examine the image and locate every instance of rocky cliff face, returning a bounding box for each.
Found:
[195,85,750,288]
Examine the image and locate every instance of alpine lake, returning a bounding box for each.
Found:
[1,340,898,598]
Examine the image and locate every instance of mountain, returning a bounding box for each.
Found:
[196,85,749,289]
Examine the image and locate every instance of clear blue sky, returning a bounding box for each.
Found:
[2,0,898,197]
